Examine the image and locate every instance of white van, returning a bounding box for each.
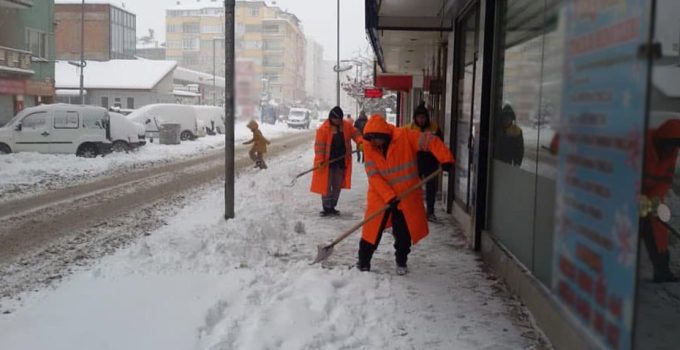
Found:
[0,104,112,157]
[109,112,146,152]
[126,104,200,141]
[193,105,225,134]
[287,108,311,129]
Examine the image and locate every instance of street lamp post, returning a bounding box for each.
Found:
[336,0,340,106]
[224,0,235,220]
[79,0,85,104]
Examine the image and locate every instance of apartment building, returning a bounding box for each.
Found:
[167,0,306,108]
[54,0,136,60]
[0,1,55,125]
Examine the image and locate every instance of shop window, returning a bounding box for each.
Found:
[489,0,564,284]
[634,0,680,348]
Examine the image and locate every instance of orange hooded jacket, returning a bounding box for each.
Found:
[361,115,455,245]
[310,119,363,195]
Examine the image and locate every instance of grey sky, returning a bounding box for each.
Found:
[118,0,368,60]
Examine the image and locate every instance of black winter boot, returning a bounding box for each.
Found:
[357,240,375,271]
[653,252,679,283]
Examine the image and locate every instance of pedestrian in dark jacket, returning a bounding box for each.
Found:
[494,104,524,166]
[354,111,368,163]
[406,103,443,221]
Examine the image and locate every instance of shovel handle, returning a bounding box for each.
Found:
[325,168,443,248]
[293,149,360,180]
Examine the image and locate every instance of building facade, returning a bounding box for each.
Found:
[304,39,324,104]
[0,1,55,126]
[54,1,136,61]
[367,1,680,349]
[55,59,176,109]
[167,1,306,109]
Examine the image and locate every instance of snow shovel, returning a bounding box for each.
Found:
[287,149,359,187]
[311,168,443,264]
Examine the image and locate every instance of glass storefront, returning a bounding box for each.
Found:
[488,0,564,285]
[484,0,678,348]
[634,0,680,348]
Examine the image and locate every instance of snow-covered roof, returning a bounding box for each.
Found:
[174,66,225,89]
[55,60,177,90]
[173,89,201,97]
[653,65,680,98]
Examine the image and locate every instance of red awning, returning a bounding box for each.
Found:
[375,75,412,92]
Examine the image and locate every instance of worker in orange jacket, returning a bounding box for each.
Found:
[640,119,680,282]
[359,115,455,274]
[311,106,363,216]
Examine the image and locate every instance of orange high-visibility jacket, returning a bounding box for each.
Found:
[310,119,363,195]
[361,116,455,245]
[643,119,680,252]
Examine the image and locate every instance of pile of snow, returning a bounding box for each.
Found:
[0,121,302,201]
[0,147,539,350]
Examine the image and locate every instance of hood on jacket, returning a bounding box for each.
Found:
[362,114,393,141]
[247,120,259,131]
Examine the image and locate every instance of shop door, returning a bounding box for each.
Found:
[453,4,480,212]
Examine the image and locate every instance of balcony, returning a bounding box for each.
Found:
[0,0,32,9]
[0,46,35,76]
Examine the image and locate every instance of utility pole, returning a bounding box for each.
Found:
[224,0,235,220]
[213,38,217,106]
[336,0,340,106]
[79,0,85,105]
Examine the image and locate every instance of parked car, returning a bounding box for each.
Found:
[193,105,225,134]
[126,104,200,142]
[109,112,146,152]
[287,108,311,129]
[0,104,112,157]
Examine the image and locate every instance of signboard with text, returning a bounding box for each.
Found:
[364,87,383,98]
[552,1,651,350]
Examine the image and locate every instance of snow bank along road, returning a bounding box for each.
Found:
[0,145,548,350]
[0,131,313,298]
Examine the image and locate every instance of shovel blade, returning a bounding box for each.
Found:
[311,244,334,264]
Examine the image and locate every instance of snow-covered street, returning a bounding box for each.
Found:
[0,121,302,202]
[0,145,546,350]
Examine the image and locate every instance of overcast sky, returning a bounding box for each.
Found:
[117,0,368,61]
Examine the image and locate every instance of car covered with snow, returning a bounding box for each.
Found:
[126,104,200,142]
[109,112,146,152]
[0,104,112,157]
[287,108,311,129]
[193,105,225,134]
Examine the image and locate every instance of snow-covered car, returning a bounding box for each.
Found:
[127,104,200,142]
[193,105,225,134]
[109,112,146,152]
[287,108,311,129]
[0,104,112,157]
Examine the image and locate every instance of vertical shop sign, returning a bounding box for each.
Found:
[553,1,651,350]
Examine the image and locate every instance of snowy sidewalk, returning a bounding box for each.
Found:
[0,145,545,350]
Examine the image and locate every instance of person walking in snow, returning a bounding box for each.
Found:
[359,114,454,275]
[353,111,368,163]
[243,120,270,169]
[311,106,363,216]
[406,103,444,221]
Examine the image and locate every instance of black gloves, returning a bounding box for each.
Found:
[441,162,454,172]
